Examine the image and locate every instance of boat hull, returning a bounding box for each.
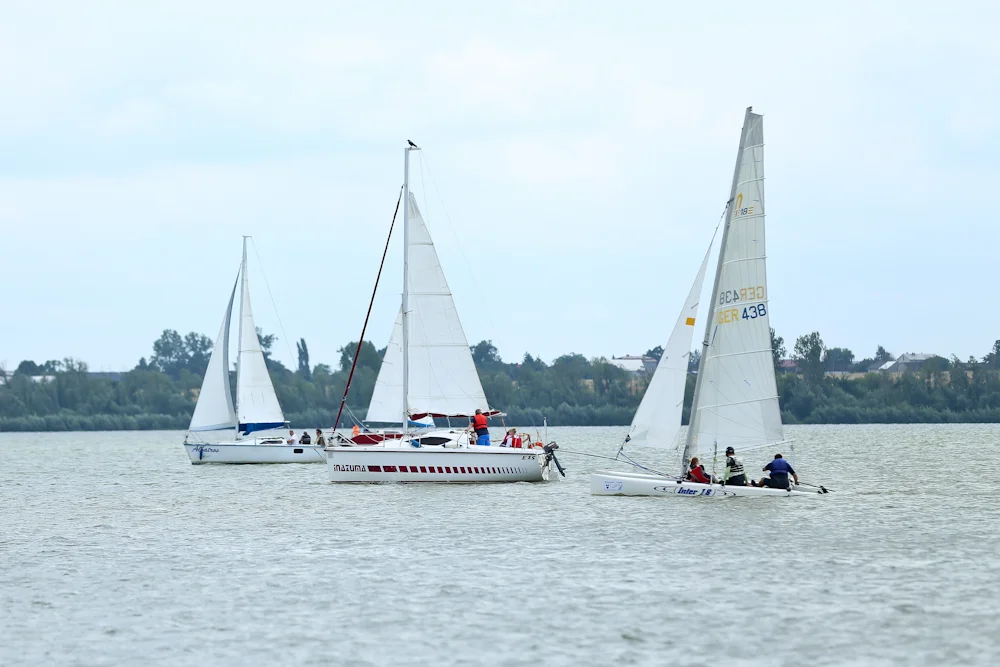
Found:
[184,442,325,464]
[591,470,822,497]
[326,445,551,483]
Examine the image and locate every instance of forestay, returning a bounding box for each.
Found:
[235,253,285,433]
[188,275,239,433]
[627,241,712,447]
[403,193,491,418]
[687,110,783,459]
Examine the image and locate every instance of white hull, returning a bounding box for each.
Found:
[591,470,824,497]
[185,442,325,464]
[326,445,552,483]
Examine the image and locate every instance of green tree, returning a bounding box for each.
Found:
[793,332,825,384]
[151,329,188,379]
[296,338,311,379]
[770,328,785,374]
[824,347,855,372]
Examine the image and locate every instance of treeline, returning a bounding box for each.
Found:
[2,328,1000,432]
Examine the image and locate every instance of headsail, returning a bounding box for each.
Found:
[403,192,491,418]
[365,307,405,424]
[627,239,713,447]
[235,241,286,434]
[188,274,239,433]
[685,109,783,462]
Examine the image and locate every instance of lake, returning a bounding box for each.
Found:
[2,424,998,666]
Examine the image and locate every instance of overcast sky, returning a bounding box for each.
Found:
[1,0,997,372]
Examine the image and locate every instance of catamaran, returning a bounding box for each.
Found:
[591,107,828,497]
[183,238,324,464]
[325,142,560,483]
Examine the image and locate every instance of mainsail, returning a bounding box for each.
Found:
[234,241,286,434]
[401,192,491,419]
[627,240,712,447]
[684,108,783,463]
[188,275,239,433]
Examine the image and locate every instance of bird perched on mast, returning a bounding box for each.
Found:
[407,139,419,148]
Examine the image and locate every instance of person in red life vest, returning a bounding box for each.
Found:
[685,457,713,484]
[500,428,523,448]
[470,409,490,446]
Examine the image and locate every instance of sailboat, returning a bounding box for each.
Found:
[591,107,827,497]
[325,142,559,482]
[183,238,324,464]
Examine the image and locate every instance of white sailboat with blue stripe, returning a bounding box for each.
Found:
[183,237,323,464]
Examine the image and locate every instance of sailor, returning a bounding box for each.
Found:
[500,428,521,448]
[470,409,490,446]
[755,453,799,489]
[686,457,712,484]
[298,430,312,445]
[314,429,326,446]
[286,430,296,445]
[723,446,746,486]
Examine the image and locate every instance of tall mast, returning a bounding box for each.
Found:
[235,235,248,435]
[402,142,420,431]
[682,106,753,472]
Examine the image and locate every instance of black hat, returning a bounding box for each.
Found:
[725,446,735,454]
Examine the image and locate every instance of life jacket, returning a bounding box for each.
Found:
[768,458,792,476]
[688,465,711,484]
[352,425,360,436]
[513,435,523,448]
[472,414,488,432]
[726,456,745,478]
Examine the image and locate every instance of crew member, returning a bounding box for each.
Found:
[723,446,746,486]
[286,430,296,445]
[298,430,312,445]
[500,428,521,448]
[314,429,326,446]
[755,453,799,489]
[470,409,490,446]
[686,457,712,484]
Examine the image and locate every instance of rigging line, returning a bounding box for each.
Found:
[249,237,297,366]
[418,153,539,430]
[334,186,403,430]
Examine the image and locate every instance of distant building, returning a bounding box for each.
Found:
[778,359,798,374]
[610,355,658,375]
[874,353,941,373]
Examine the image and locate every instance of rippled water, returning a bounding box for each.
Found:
[2,425,999,666]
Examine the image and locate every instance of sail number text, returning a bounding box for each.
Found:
[717,304,767,325]
[718,286,765,305]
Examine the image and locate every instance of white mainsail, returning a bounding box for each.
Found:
[188,275,239,433]
[685,108,783,462]
[402,192,491,418]
[235,240,285,433]
[627,241,712,447]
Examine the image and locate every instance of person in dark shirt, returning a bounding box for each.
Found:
[298,430,312,445]
[754,453,799,489]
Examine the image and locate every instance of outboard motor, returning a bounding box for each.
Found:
[543,442,566,478]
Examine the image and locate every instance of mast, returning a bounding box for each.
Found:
[681,106,753,472]
[235,235,248,437]
[402,142,420,431]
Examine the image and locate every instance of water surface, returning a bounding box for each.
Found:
[2,425,998,666]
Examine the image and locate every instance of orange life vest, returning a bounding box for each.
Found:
[472,414,488,431]
[352,425,360,436]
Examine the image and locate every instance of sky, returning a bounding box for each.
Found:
[1,0,998,372]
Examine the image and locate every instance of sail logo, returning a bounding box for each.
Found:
[732,194,755,218]
[331,464,367,472]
